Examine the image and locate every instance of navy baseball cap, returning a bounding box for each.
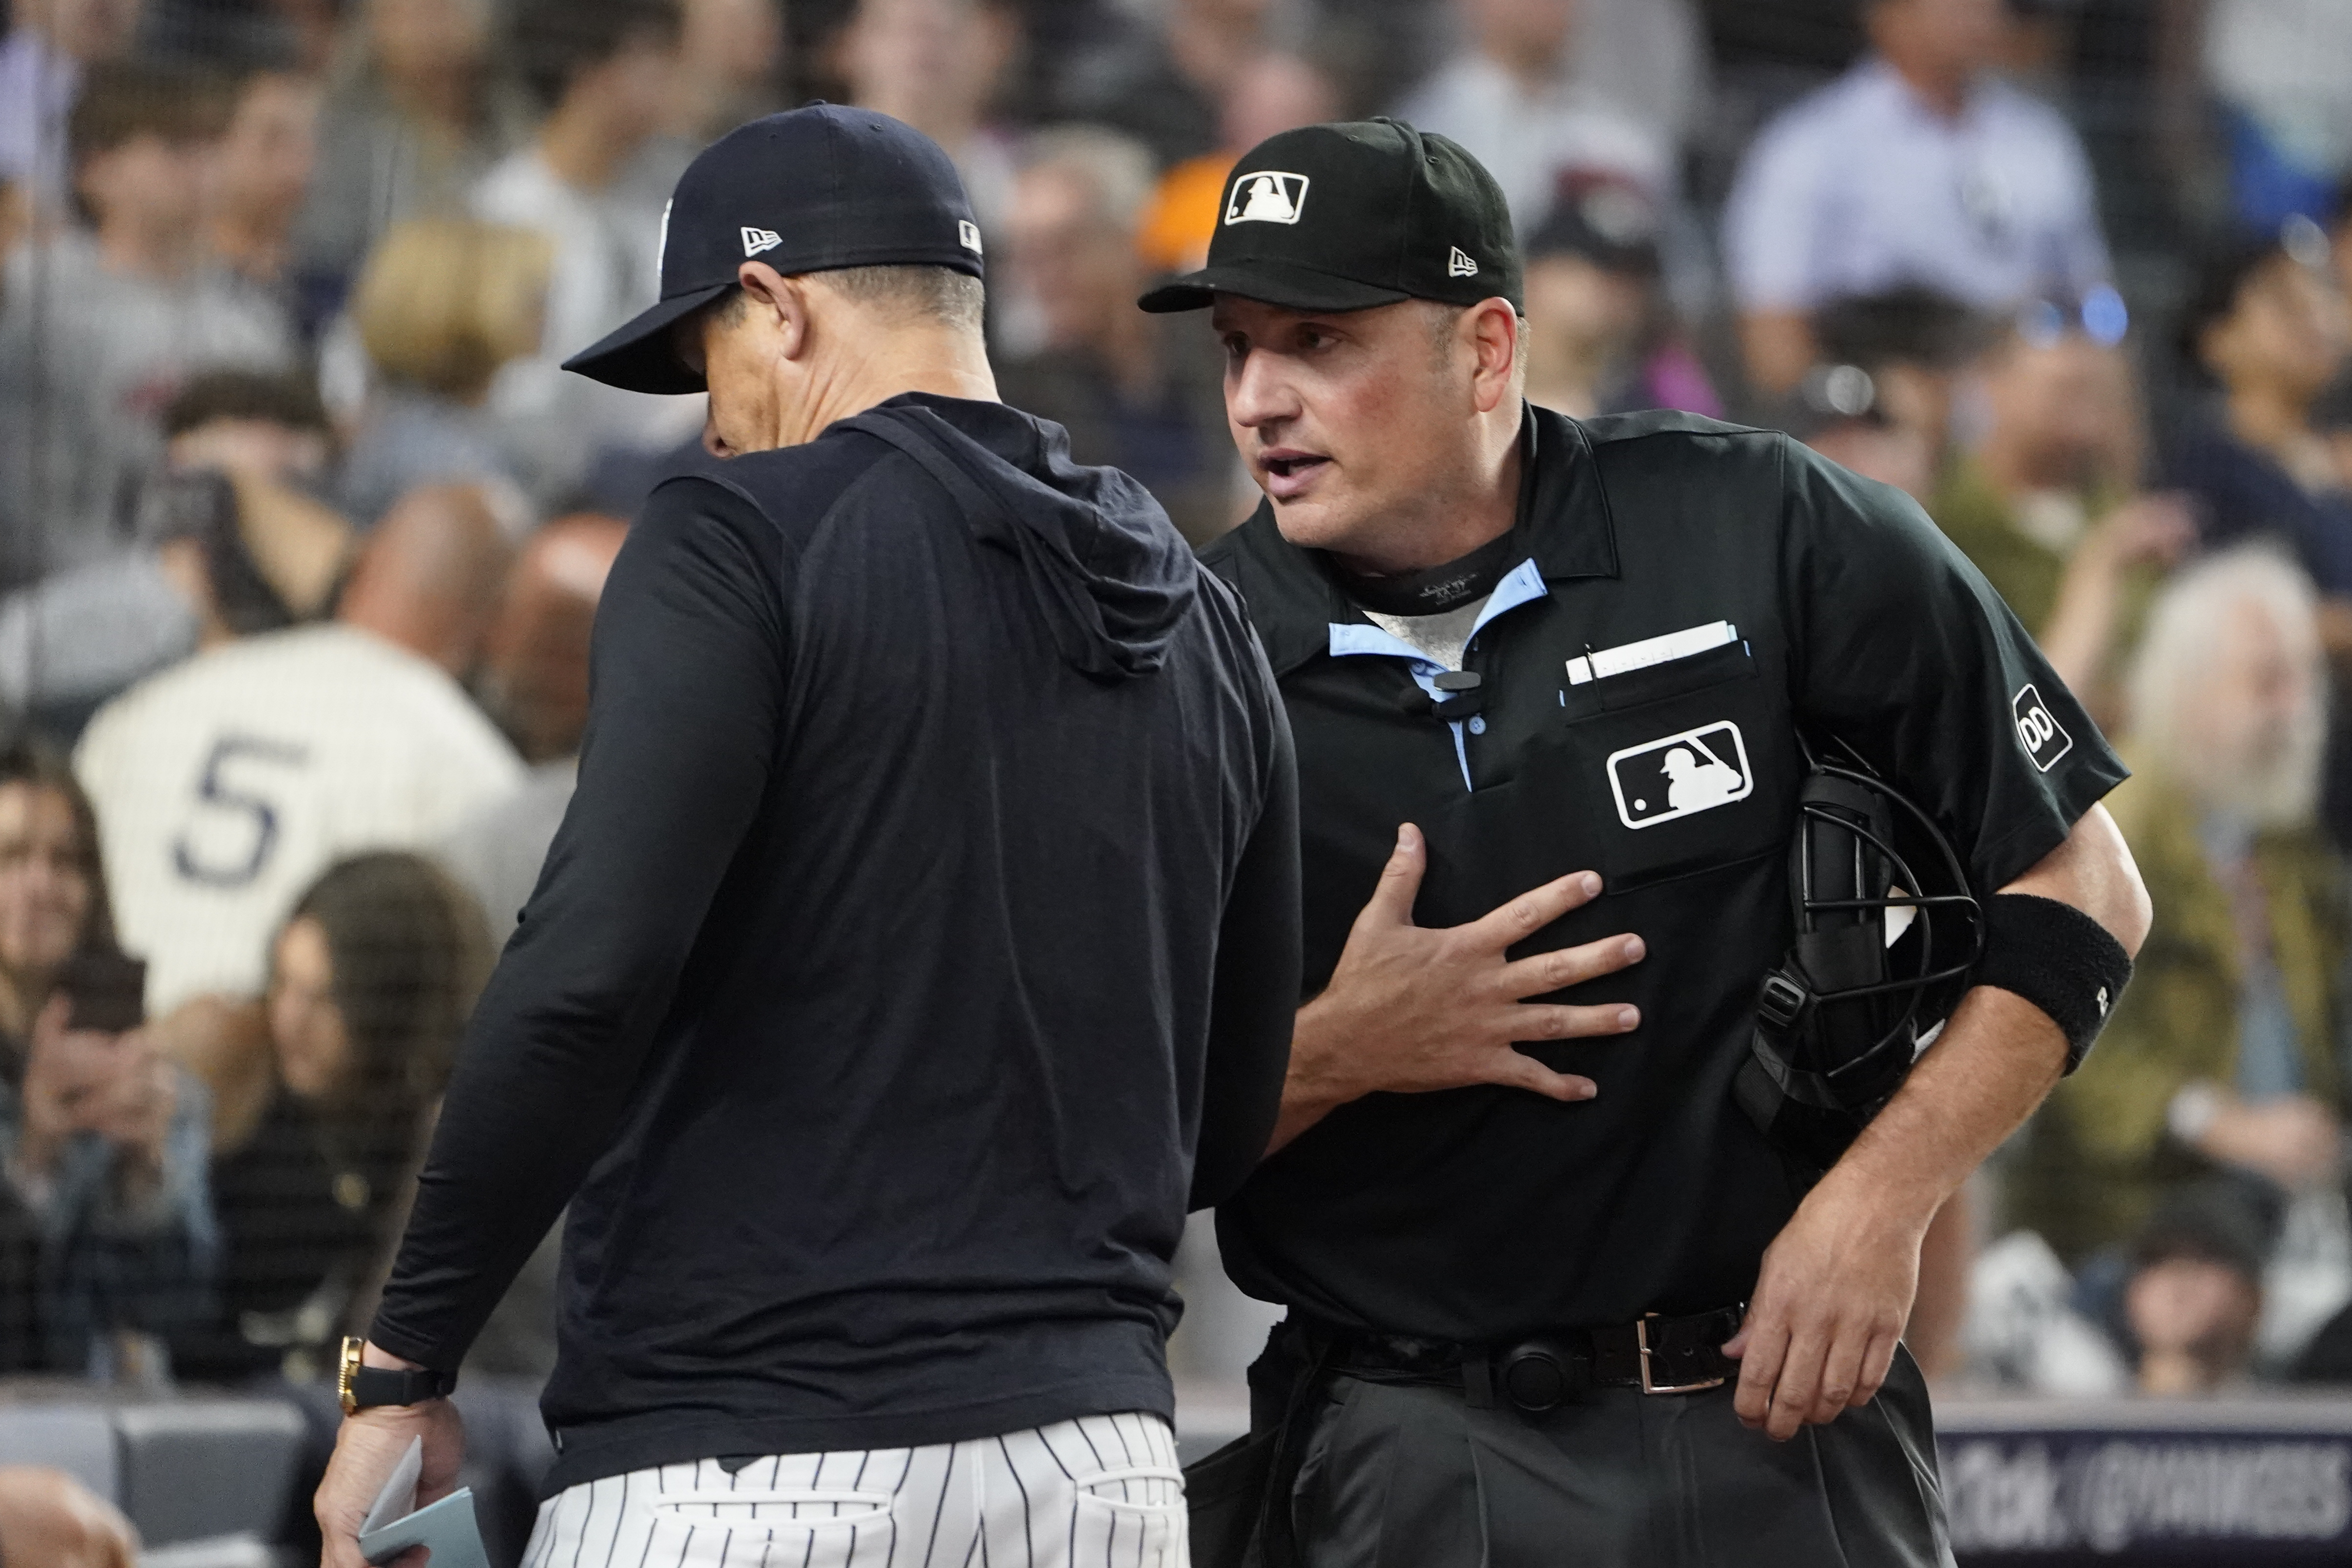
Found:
[1137,118,1521,316]
[564,105,986,395]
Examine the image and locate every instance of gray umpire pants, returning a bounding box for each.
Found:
[1286,1347,1954,1568]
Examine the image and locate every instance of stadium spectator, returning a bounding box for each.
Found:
[337,218,548,529]
[672,0,783,143]
[1052,0,1273,170]
[205,71,323,310]
[1778,362,1937,502]
[2007,551,2343,1270]
[290,0,528,299]
[73,484,521,1013]
[1721,0,2111,394]
[2202,0,2352,232]
[0,740,211,1377]
[171,851,487,1383]
[0,63,295,593]
[0,1467,138,1568]
[1519,169,1720,420]
[472,0,688,512]
[1811,286,1984,487]
[1135,47,1339,277]
[0,0,143,213]
[1569,0,1710,152]
[1395,0,1671,234]
[2122,1185,2271,1394]
[996,127,1235,545]
[0,373,345,720]
[163,369,337,489]
[1931,307,2192,717]
[840,0,1022,242]
[442,513,627,943]
[2163,232,2352,597]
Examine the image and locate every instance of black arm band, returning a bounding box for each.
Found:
[1973,892,2133,1074]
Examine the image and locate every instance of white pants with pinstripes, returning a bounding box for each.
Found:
[521,1413,1187,1568]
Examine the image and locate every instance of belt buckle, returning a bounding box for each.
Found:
[1636,1313,1727,1395]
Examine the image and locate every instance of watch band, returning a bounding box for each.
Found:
[339,1336,457,1414]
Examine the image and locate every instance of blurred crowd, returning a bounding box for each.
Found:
[0,1,2349,1528]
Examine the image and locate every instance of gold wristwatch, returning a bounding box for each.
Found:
[337,1336,457,1415]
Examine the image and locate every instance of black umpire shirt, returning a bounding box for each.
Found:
[1202,404,2125,1343]
[369,394,1300,1492]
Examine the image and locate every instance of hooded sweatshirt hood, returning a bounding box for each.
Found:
[843,394,1199,681]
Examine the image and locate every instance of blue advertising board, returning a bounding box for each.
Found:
[1940,1399,2352,1565]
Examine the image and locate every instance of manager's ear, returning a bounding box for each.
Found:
[736,261,815,362]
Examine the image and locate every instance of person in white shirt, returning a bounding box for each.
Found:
[470,0,693,508]
[1395,0,1677,235]
[75,484,522,1014]
[1722,0,2112,395]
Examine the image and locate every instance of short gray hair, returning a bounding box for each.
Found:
[710,263,986,335]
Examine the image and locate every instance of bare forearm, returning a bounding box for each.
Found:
[1814,986,2065,1232]
[1266,997,1352,1156]
[1811,803,2147,1231]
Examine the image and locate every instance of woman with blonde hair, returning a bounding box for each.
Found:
[335,217,551,527]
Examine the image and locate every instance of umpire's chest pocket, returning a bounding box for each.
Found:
[1546,641,1796,893]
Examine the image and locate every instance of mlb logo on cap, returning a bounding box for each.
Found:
[1226,172,1309,226]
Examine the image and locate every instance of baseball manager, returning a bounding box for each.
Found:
[1155,119,2151,1566]
[312,106,1302,1566]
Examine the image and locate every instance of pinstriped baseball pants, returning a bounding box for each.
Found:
[520,1413,1187,1568]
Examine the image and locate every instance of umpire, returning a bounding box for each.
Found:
[1148,120,2151,1565]
[313,107,1300,1564]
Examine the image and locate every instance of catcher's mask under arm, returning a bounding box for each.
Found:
[1734,734,1985,1171]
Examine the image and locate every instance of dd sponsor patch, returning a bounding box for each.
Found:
[2012,684,2072,772]
[1607,721,1753,830]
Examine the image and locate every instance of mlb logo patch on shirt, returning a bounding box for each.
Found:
[1226,172,1309,225]
[1607,722,1753,830]
[2012,684,2072,771]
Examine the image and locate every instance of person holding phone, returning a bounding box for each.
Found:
[0,737,215,1376]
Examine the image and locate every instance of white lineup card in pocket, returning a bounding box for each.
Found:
[1607,722,1754,829]
[1567,621,1738,685]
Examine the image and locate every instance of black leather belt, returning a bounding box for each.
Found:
[1315,1304,1745,1414]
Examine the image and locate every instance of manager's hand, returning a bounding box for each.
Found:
[1268,822,1645,1153]
[316,1347,466,1568]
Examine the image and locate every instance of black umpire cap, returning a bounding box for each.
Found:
[1138,117,1522,316]
[564,104,986,396]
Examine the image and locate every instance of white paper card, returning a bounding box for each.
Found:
[1566,621,1737,686]
[361,1438,423,1536]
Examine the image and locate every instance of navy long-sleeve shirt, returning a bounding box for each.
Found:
[370,396,1299,1492]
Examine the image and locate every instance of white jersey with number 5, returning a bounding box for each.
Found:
[75,623,525,1012]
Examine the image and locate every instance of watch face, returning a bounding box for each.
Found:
[338,1337,364,1415]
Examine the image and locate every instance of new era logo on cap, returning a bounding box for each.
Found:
[1226,171,1309,226]
[958,219,983,254]
[1448,246,1478,277]
[741,227,782,257]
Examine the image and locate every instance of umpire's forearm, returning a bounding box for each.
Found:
[1813,985,2066,1236]
[1814,803,2149,1232]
